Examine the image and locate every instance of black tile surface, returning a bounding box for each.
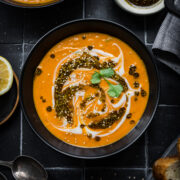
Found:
[85,135,145,168]
[86,0,145,41]
[0,0,180,179]
[47,168,83,180]
[85,168,145,180]
[148,106,180,166]
[24,0,83,43]
[0,3,24,44]
[145,11,167,44]
[0,107,20,161]
[0,44,23,77]
[22,117,85,167]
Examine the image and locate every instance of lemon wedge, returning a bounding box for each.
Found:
[0,56,13,96]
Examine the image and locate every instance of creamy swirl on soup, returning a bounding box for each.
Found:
[33,32,149,148]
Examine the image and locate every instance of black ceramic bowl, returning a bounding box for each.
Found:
[1,0,63,8]
[20,19,159,159]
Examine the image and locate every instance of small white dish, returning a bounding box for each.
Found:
[115,0,165,15]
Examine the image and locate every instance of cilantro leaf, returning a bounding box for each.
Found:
[108,84,123,98]
[91,72,101,84]
[100,68,114,78]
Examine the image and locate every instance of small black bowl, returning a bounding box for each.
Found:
[20,19,159,159]
[1,0,64,8]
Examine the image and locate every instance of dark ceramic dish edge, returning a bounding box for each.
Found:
[20,19,160,159]
[165,0,180,17]
[1,0,64,8]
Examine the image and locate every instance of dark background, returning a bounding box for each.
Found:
[0,0,180,179]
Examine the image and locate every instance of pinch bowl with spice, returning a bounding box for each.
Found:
[115,0,165,15]
[20,19,159,159]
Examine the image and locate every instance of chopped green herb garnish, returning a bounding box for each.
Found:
[91,68,123,98]
[100,68,114,78]
[91,72,101,84]
[108,83,123,98]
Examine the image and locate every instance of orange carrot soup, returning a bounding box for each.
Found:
[33,32,149,148]
[12,0,58,5]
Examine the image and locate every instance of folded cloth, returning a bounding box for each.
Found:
[152,0,180,74]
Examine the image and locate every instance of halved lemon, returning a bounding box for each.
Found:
[0,56,13,96]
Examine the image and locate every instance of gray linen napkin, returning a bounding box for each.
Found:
[152,0,180,74]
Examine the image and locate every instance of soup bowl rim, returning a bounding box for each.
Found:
[20,18,160,159]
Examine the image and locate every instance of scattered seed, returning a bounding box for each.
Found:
[82,35,86,40]
[94,56,99,60]
[35,67,42,76]
[50,54,55,59]
[87,133,92,139]
[133,81,140,88]
[134,91,139,96]
[80,124,85,129]
[130,120,135,124]
[111,99,115,103]
[133,72,139,78]
[126,113,132,119]
[95,136,101,141]
[129,65,136,75]
[87,45,93,50]
[141,88,147,97]
[46,106,52,112]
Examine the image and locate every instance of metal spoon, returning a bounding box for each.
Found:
[0,155,48,180]
[0,172,7,180]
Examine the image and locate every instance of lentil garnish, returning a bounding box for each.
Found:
[129,65,136,75]
[135,91,139,96]
[126,113,132,119]
[141,88,147,97]
[82,35,86,40]
[133,81,140,88]
[87,112,100,119]
[87,133,92,139]
[95,136,101,141]
[88,107,126,129]
[50,54,55,59]
[129,65,140,79]
[46,106,52,112]
[80,96,95,109]
[54,52,128,125]
[34,67,42,76]
[111,99,115,103]
[133,72,139,78]
[80,124,85,129]
[130,120,135,124]
[87,45,93,50]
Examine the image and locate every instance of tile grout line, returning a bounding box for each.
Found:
[19,8,26,156]
[145,42,153,46]
[145,131,149,178]
[20,111,23,155]
[45,167,146,170]
[144,16,148,45]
